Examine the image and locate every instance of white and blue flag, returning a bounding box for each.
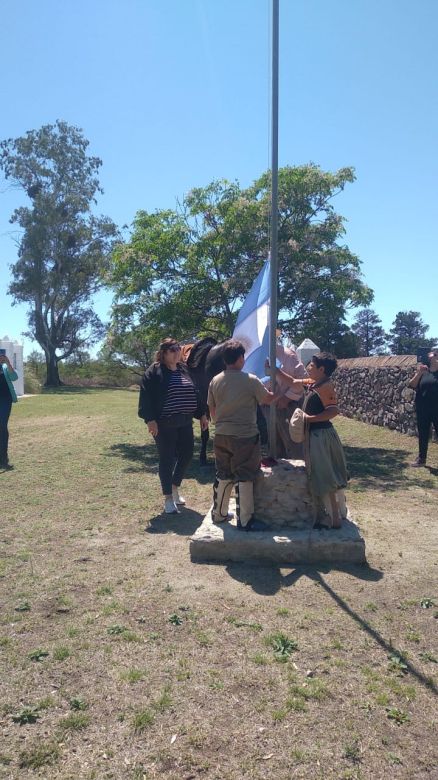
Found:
[232,259,270,379]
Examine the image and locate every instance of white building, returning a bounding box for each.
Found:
[296,338,320,368]
[0,335,24,396]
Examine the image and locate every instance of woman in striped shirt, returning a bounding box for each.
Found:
[139,338,209,514]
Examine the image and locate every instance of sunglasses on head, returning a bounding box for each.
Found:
[166,344,181,352]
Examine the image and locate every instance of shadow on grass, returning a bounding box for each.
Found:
[226,562,436,696]
[42,386,96,394]
[344,445,413,490]
[106,442,158,473]
[106,441,215,484]
[316,570,437,696]
[226,561,383,597]
[145,507,204,536]
[41,385,133,394]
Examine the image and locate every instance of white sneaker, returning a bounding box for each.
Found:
[164,497,180,514]
[172,488,186,505]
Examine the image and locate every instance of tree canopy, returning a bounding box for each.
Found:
[352,308,387,356]
[0,120,118,385]
[388,311,436,355]
[108,164,372,364]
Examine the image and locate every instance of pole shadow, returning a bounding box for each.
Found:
[225,562,436,696]
[314,569,437,696]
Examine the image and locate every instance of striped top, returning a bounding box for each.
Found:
[160,368,197,417]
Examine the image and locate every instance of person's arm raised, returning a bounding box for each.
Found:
[265,359,304,390]
[408,364,428,389]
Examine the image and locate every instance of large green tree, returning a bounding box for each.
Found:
[108,165,372,364]
[304,314,360,358]
[388,311,436,355]
[0,121,118,385]
[352,308,387,356]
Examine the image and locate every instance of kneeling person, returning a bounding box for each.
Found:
[207,340,275,530]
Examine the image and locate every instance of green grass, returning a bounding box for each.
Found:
[152,685,172,712]
[266,632,298,661]
[69,697,89,711]
[29,648,49,662]
[132,708,154,732]
[53,645,71,661]
[250,652,269,665]
[19,741,60,769]
[120,668,148,683]
[2,389,437,780]
[58,712,91,731]
[12,707,40,725]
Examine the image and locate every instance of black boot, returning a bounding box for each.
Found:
[237,515,269,532]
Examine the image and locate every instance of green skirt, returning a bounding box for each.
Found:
[308,426,348,497]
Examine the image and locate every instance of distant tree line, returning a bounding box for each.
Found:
[349,308,436,357]
[0,121,435,386]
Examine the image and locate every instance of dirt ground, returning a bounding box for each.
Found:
[0,390,437,780]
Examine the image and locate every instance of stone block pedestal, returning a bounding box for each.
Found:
[254,459,314,528]
[190,510,366,565]
[190,460,366,565]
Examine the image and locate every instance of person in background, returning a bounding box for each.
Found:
[261,342,307,458]
[408,346,438,467]
[0,349,18,470]
[207,339,275,530]
[269,352,348,529]
[138,338,209,514]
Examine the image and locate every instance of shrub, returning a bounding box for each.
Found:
[24,368,42,394]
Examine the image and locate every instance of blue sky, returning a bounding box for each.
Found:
[1,0,437,356]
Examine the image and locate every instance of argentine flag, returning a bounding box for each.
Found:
[232,259,270,378]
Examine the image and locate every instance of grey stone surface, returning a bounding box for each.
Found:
[190,507,366,565]
[334,356,418,436]
[254,460,314,528]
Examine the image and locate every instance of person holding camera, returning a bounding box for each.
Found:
[408,346,438,467]
[139,338,209,514]
[0,349,18,470]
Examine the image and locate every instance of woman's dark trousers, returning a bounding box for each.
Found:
[416,401,438,462]
[155,417,194,495]
[0,398,12,465]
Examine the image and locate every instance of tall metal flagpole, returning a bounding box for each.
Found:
[269,0,279,458]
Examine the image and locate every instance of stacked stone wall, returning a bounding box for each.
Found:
[333,355,418,435]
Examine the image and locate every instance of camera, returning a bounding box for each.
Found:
[416,347,430,366]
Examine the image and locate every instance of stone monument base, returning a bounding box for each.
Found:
[190,506,366,566]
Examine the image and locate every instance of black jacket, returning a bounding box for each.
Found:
[415,370,438,405]
[138,362,206,423]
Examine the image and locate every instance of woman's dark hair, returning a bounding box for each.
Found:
[312,352,337,377]
[223,339,245,366]
[155,338,180,363]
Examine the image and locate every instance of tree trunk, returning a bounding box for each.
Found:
[44,351,63,387]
